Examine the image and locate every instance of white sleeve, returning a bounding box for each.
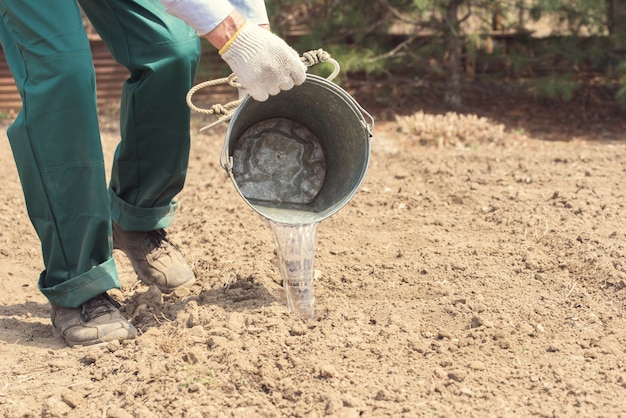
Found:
[229,0,269,25]
[159,0,269,36]
[159,0,235,36]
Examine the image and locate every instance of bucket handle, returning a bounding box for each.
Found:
[186,49,342,134]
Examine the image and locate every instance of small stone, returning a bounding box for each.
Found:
[106,340,121,352]
[470,316,494,328]
[207,336,228,348]
[438,329,453,339]
[468,360,486,370]
[518,323,535,336]
[459,386,474,397]
[335,407,360,418]
[318,364,338,379]
[43,396,72,416]
[187,382,202,393]
[375,389,393,401]
[184,346,204,364]
[583,349,598,359]
[106,406,134,418]
[407,337,427,353]
[81,354,98,365]
[60,391,83,409]
[448,369,467,382]
[498,340,511,349]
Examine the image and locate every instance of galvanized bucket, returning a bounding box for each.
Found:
[221,74,374,224]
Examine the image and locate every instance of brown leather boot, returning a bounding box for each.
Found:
[51,292,137,346]
[112,223,195,293]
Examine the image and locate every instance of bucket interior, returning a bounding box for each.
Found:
[226,75,370,224]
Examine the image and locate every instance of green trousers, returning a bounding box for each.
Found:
[0,0,201,307]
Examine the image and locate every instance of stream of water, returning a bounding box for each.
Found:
[269,221,319,322]
[232,118,325,321]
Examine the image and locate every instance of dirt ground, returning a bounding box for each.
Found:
[1,82,626,418]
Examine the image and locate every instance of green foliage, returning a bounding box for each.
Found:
[263,0,625,106]
[266,0,416,79]
[530,72,579,101]
[529,0,607,35]
[316,45,389,76]
[531,36,611,72]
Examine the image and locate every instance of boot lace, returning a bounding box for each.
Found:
[144,229,178,261]
[80,292,121,323]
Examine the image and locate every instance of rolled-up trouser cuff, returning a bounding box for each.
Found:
[109,188,177,232]
[39,257,120,308]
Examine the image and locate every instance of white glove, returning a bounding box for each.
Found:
[220,22,307,101]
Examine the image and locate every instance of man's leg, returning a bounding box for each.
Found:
[78,0,202,292]
[0,0,136,345]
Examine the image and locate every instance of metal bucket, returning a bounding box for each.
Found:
[221,74,373,224]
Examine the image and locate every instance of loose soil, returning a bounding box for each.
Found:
[1,82,626,417]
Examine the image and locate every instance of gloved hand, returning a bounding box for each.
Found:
[220,22,307,101]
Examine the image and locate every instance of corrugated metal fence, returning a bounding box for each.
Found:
[0,39,129,111]
[0,38,235,112]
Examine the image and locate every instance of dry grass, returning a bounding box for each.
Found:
[395,110,506,148]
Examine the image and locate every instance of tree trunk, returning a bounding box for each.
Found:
[492,1,504,31]
[606,0,626,48]
[518,0,526,30]
[444,0,464,110]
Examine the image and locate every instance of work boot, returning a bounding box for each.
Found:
[51,292,137,347]
[112,223,195,293]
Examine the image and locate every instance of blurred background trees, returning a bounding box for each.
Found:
[265,0,626,110]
